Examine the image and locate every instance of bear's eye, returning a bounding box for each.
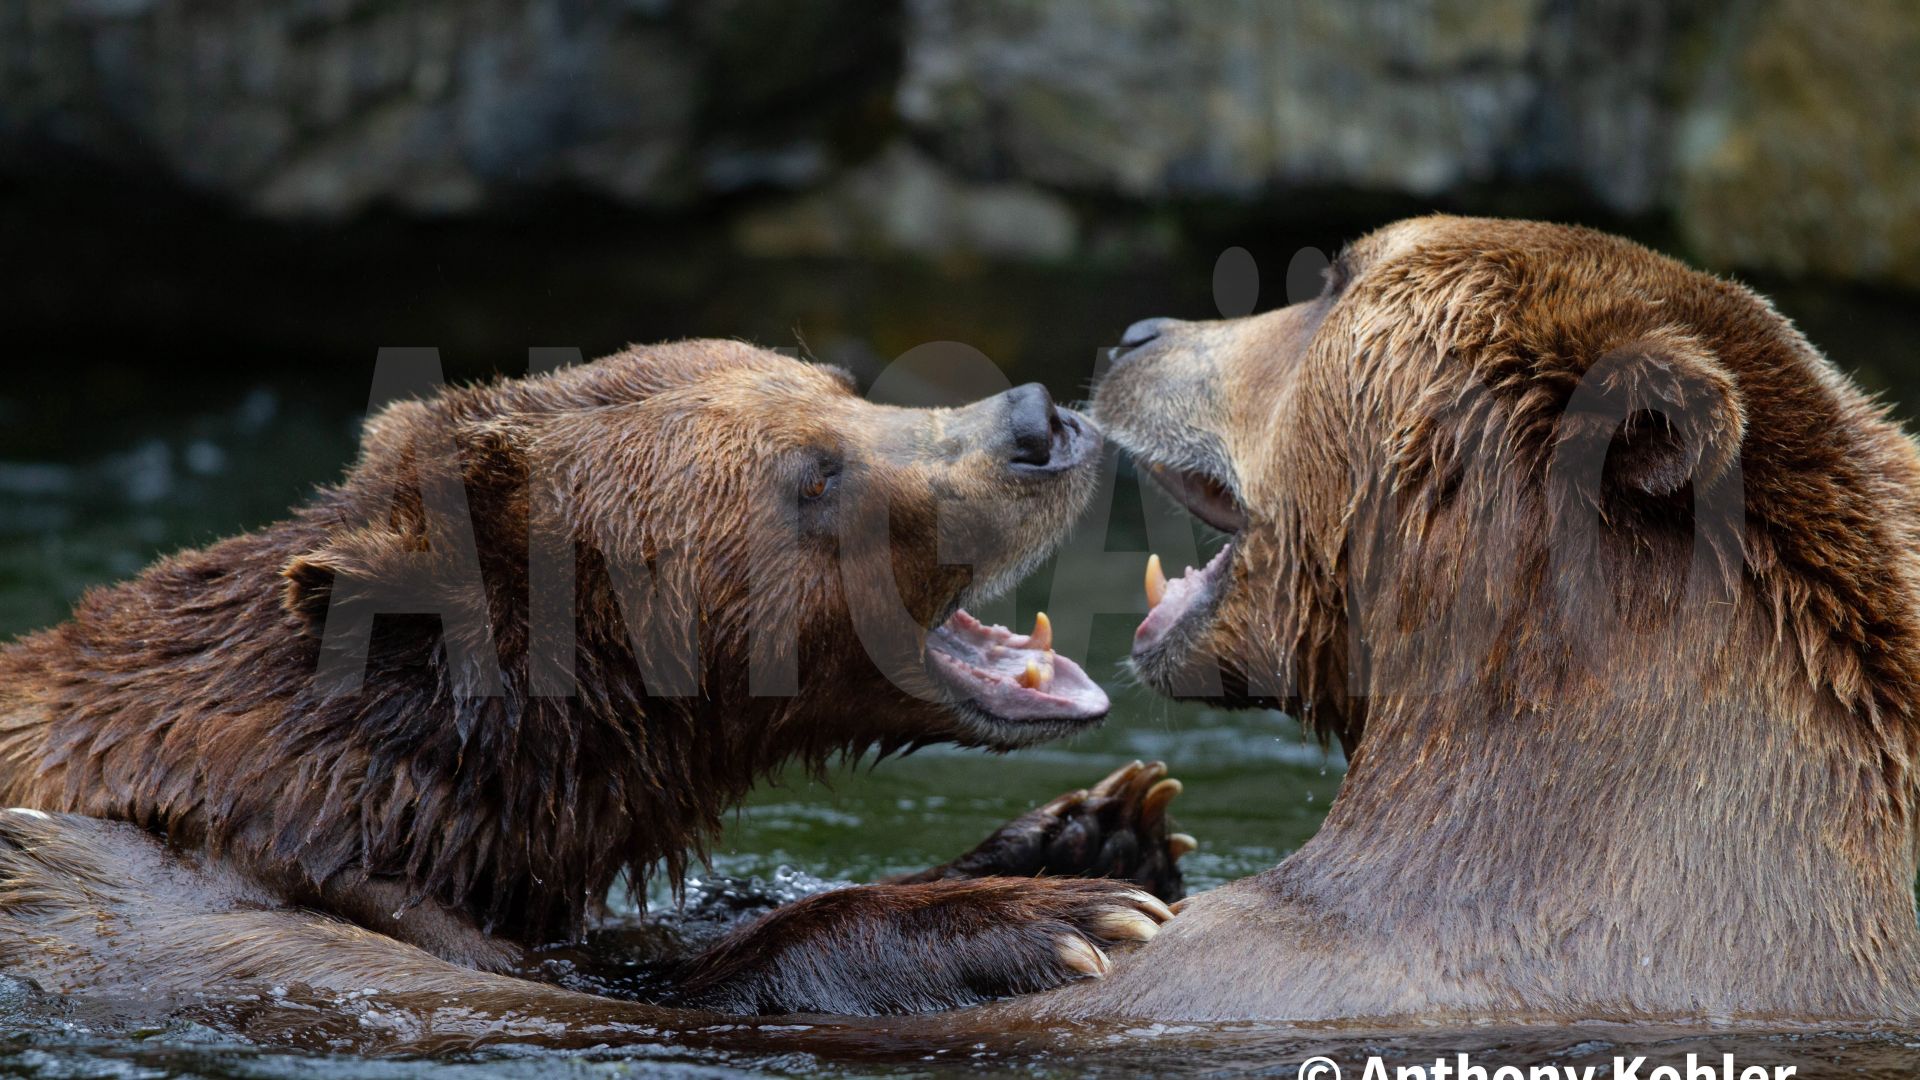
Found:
[799,459,841,502]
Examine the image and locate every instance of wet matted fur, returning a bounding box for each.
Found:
[1038,216,1920,1024]
[0,341,1180,1021]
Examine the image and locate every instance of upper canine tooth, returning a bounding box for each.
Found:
[1030,611,1053,651]
[1145,554,1167,609]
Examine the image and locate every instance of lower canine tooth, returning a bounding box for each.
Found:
[1030,611,1053,650]
[1145,554,1167,609]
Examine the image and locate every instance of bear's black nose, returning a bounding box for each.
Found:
[1006,382,1064,468]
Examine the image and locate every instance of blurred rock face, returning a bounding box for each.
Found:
[902,0,1674,208]
[3,0,1916,286]
[2,1,684,215]
[1672,0,1920,288]
[0,1,893,214]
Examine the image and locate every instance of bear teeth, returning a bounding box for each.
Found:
[926,608,1106,720]
[1017,655,1056,691]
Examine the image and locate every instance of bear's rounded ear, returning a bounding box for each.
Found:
[281,527,426,629]
[1556,329,1746,498]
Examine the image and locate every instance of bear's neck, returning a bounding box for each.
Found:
[0,521,775,947]
[1273,592,1920,1019]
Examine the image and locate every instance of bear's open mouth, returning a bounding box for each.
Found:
[926,610,1108,724]
[1136,542,1234,655]
[1133,463,1247,658]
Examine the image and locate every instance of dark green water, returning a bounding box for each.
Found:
[5,193,1920,1075]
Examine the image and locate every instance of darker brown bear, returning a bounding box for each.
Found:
[0,341,1179,1017]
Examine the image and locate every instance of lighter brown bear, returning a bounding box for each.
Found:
[1025,215,1920,1025]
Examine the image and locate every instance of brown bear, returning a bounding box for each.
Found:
[1012,215,1920,1025]
[0,340,1185,1023]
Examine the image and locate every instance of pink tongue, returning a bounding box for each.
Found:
[926,611,1110,722]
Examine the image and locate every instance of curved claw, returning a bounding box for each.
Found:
[1142,778,1183,823]
[1123,889,1175,923]
[1056,934,1111,977]
[1093,909,1161,943]
[909,760,1193,902]
[1091,759,1165,798]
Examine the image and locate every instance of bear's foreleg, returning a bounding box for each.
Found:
[673,876,1172,1015]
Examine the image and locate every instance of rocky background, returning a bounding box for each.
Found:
[4,0,1917,288]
